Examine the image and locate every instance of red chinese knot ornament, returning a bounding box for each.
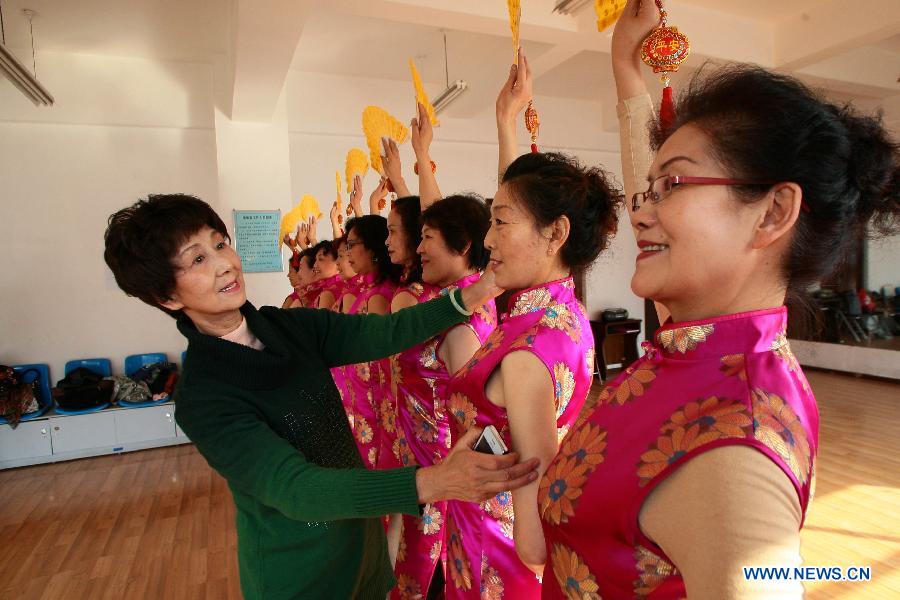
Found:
[525,100,540,153]
[640,0,690,134]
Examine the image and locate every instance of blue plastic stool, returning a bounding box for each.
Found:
[0,363,53,425]
[57,358,113,415]
[120,352,173,408]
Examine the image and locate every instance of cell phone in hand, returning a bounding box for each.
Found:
[472,425,509,455]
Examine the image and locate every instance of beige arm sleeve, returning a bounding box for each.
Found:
[617,93,655,205]
[616,92,670,324]
[639,445,804,600]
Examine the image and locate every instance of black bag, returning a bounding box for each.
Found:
[53,367,114,411]
[601,308,629,322]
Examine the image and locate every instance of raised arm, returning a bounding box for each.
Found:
[411,102,442,209]
[368,176,390,216]
[350,175,365,217]
[382,138,412,200]
[330,201,343,239]
[611,0,670,323]
[496,47,532,184]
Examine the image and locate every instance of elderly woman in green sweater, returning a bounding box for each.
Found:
[103,194,539,600]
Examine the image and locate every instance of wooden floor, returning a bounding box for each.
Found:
[0,370,897,599]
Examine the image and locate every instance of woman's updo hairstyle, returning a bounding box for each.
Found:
[290,248,315,272]
[421,194,491,270]
[345,214,402,284]
[501,152,623,271]
[654,63,900,295]
[391,195,424,284]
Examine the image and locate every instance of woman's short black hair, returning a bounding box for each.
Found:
[312,240,338,261]
[502,152,623,271]
[654,63,900,301]
[345,214,402,284]
[392,195,424,284]
[104,193,229,318]
[291,248,315,272]
[421,194,491,270]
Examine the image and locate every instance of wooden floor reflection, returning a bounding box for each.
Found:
[0,370,897,599]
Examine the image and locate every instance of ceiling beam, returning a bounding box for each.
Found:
[230,0,310,122]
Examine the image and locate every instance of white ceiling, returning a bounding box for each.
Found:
[0,0,897,125]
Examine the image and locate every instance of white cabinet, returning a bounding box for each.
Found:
[49,412,117,453]
[115,405,176,444]
[0,421,53,462]
[1,402,190,469]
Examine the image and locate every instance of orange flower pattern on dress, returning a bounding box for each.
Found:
[419,503,443,536]
[448,393,478,431]
[480,553,505,600]
[456,329,505,378]
[380,398,396,434]
[660,396,753,439]
[407,395,438,443]
[550,543,602,600]
[447,517,473,590]
[356,362,371,382]
[771,330,811,393]
[510,287,553,316]
[509,325,539,350]
[540,303,582,343]
[540,423,607,525]
[752,388,812,484]
[633,545,677,598]
[481,491,515,539]
[419,339,440,370]
[429,540,442,563]
[367,446,377,466]
[586,347,596,377]
[395,574,422,600]
[554,362,576,418]
[607,361,658,405]
[638,423,724,486]
[355,416,373,445]
[393,430,417,467]
[657,324,715,354]
[720,353,746,380]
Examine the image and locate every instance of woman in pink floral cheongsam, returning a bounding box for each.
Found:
[534,2,900,598]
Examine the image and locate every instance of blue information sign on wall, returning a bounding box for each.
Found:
[233,210,283,273]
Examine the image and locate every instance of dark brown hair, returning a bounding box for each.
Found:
[502,152,623,271]
[104,194,229,318]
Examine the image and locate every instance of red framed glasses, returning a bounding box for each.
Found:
[631,175,810,213]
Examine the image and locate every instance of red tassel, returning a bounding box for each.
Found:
[531,143,538,153]
[660,86,675,134]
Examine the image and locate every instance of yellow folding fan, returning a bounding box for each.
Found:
[508,0,521,60]
[345,148,369,193]
[281,195,321,246]
[409,59,438,126]
[362,106,409,175]
[595,0,626,32]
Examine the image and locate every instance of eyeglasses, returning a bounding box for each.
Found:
[631,175,778,212]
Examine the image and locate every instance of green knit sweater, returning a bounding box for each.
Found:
[173,293,468,600]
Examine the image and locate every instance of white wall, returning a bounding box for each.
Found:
[0,52,219,380]
[868,233,900,294]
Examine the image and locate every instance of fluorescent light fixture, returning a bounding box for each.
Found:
[553,0,592,15]
[0,42,53,105]
[432,79,468,114]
